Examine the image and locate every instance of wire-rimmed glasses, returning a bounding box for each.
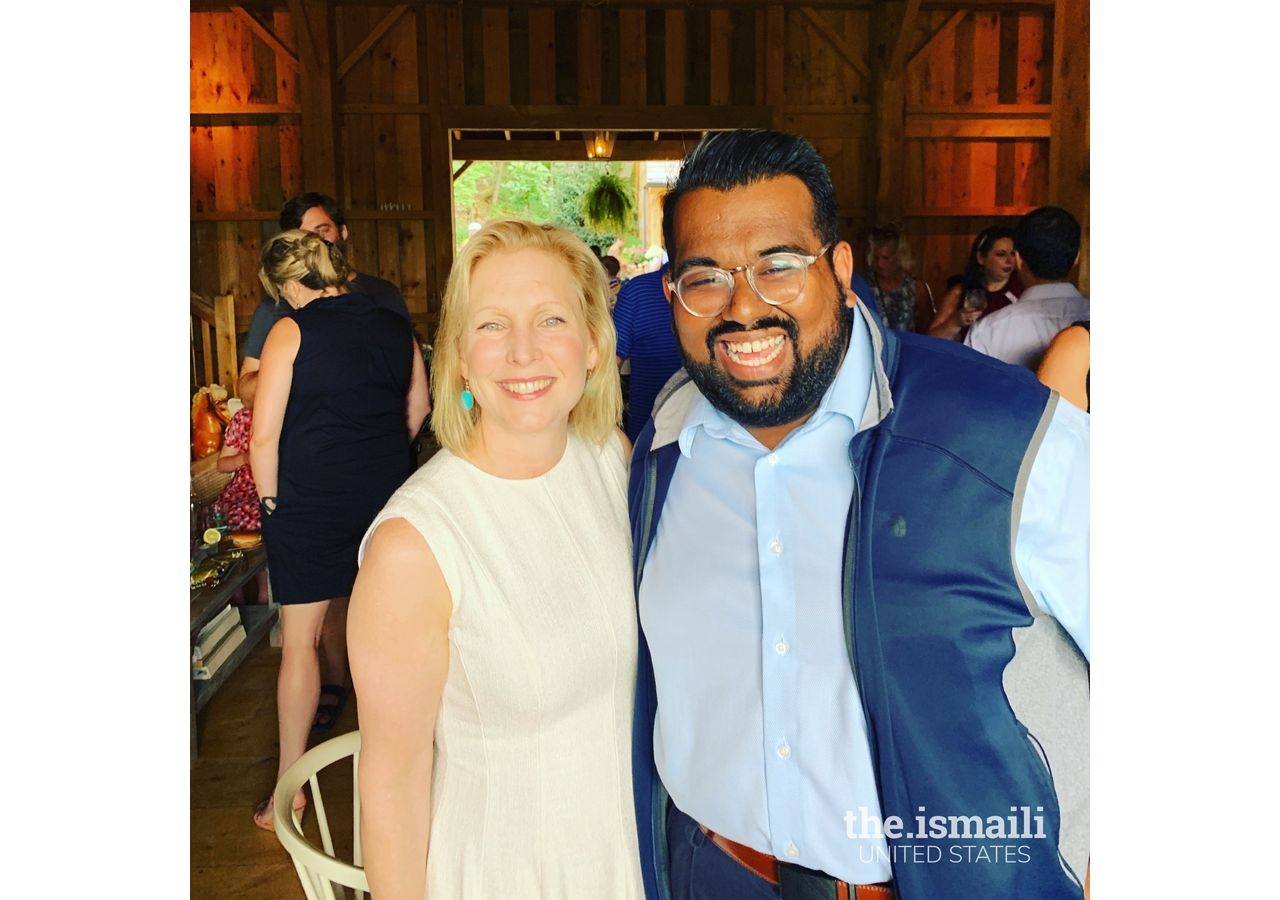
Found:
[667,245,832,318]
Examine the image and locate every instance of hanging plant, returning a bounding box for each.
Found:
[582,168,634,233]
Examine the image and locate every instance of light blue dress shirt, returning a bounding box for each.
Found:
[637,310,1090,884]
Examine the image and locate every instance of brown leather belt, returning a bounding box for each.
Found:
[699,824,896,899]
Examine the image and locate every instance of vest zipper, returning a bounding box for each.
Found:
[842,442,872,729]
[635,453,659,593]
[638,450,672,900]
[841,462,862,690]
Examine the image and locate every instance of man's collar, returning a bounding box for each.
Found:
[1018,281,1085,303]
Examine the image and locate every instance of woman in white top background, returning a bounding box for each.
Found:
[348,219,642,900]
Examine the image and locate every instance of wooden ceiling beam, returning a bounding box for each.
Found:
[908,103,1050,116]
[336,103,773,131]
[904,115,1050,138]
[337,4,409,81]
[922,1,1051,8]
[230,5,299,70]
[196,1,1050,10]
[279,1,876,8]
[191,110,301,127]
[903,204,1039,217]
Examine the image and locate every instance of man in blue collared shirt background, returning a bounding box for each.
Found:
[628,130,1089,900]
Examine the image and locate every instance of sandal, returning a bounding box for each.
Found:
[253,793,306,832]
[311,683,349,734]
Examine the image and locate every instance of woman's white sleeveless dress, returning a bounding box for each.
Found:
[362,432,643,899]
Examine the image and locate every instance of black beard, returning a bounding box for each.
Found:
[678,293,851,430]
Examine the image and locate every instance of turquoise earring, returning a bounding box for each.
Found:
[460,380,474,411]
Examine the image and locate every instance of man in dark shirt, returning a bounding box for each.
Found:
[612,262,684,442]
[237,192,410,407]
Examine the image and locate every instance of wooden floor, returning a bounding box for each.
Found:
[191,636,360,899]
[192,440,441,897]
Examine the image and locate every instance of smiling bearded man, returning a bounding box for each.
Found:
[626,130,1091,900]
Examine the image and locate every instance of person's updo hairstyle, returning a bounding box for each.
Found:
[258,228,352,303]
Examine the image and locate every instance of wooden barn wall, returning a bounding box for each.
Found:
[190,1,1086,349]
[900,5,1057,327]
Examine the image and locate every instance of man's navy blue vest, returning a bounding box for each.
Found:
[628,327,1087,900]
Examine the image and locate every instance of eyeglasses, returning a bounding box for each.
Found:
[667,245,832,318]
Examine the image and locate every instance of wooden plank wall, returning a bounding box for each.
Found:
[903,6,1057,308]
[190,1,1084,346]
[192,8,300,338]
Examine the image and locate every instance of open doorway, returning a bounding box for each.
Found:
[450,159,675,282]
[447,129,705,283]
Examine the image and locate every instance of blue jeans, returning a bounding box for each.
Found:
[666,805,780,900]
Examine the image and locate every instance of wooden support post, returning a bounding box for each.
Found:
[216,222,239,298]
[288,0,340,198]
[709,9,732,106]
[481,7,511,105]
[578,8,602,106]
[214,293,239,388]
[620,9,648,106]
[1049,0,1089,293]
[528,7,557,105]
[886,0,921,80]
[665,9,687,106]
[872,1,907,224]
[422,4,455,332]
[763,6,785,113]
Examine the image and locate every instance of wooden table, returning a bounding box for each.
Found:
[190,545,276,762]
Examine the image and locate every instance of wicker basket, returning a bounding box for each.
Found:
[191,453,234,506]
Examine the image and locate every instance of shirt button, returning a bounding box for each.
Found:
[774,639,789,656]
[768,453,779,466]
[776,741,791,760]
[769,538,783,555]
[784,843,800,858]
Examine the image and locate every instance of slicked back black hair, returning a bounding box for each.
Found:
[1013,206,1081,281]
[279,192,346,232]
[662,130,839,260]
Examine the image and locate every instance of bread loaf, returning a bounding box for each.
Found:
[229,531,262,549]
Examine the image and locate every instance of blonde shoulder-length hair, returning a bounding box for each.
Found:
[429,219,622,454]
[865,223,916,274]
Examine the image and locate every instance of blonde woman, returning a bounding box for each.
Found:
[250,229,428,830]
[348,220,641,899]
[866,223,931,332]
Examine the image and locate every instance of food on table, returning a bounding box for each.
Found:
[229,531,262,549]
[191,384,229,459]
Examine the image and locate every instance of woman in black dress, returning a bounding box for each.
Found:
[249,230,429,829]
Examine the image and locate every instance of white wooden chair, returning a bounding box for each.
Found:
[273,730,368,900]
